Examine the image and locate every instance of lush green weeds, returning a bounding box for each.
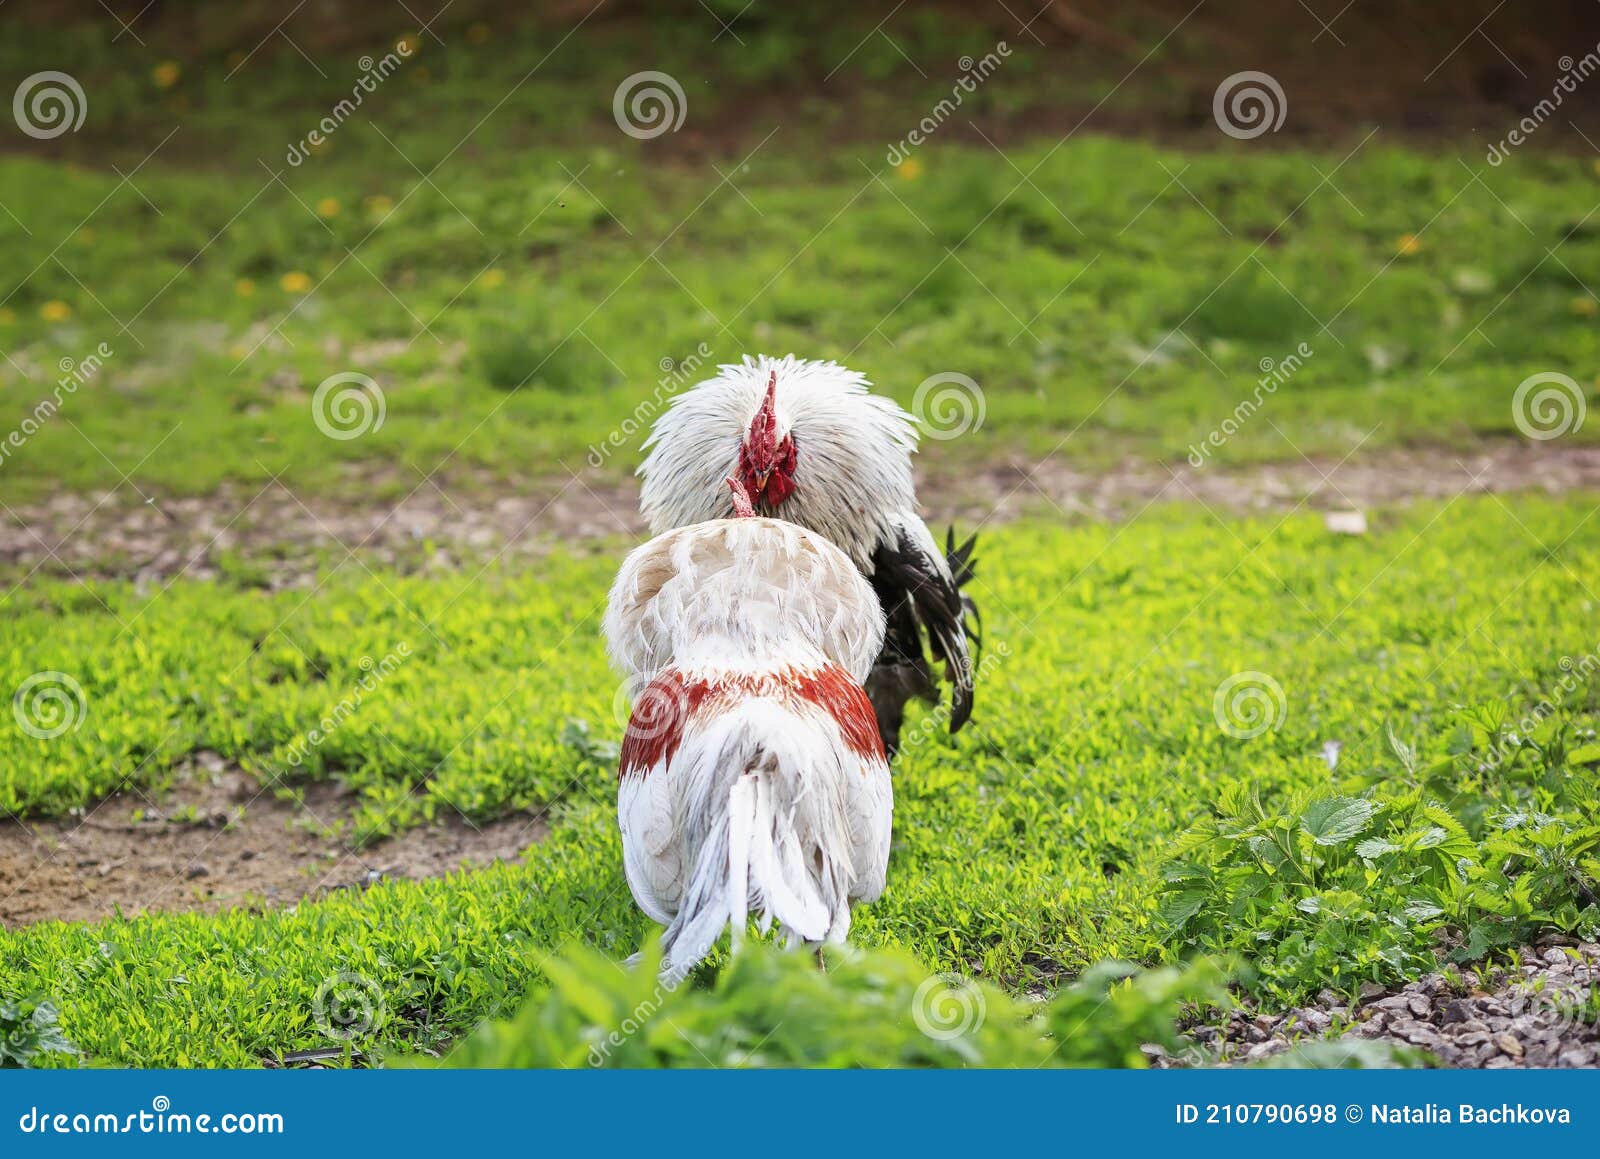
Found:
[1,496,1596,1065]
[1161,743,1600,1005]
[442,940,1418,1069]
[436,939,1232,1069]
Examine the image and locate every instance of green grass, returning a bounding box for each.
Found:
[4,10,1600,501]
[2,495,1596,1066]
[0,545,625,838]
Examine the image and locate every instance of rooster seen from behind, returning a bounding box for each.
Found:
[603,476,893,982]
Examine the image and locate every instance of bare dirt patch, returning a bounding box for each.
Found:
[940,441,1600,525]
[0,467,643,587]
[0,759,546,929]
[2,443,1595,587]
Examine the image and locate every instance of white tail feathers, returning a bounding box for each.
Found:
[648,697,876,984]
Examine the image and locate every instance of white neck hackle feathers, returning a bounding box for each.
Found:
[638,354,920,572]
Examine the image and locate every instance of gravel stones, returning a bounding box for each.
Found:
[1161,939,1598,1069]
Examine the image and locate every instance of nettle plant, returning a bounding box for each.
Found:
[1160,711,1600,1003]
[0,995,78,1069]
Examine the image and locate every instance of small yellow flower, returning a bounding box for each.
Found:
[76,227,96,245]
[40,300,72,322]
[152,60,181,88]
[479,269,506,290]
[316,197,341,219]
[397,34,420,55]
[279,271,313,294]
[895,158,923,181]
[229,344,248,359]
[1571,296,1598,317]
[0,308,16,325]
[466,22,490,44]
[365,194,395,218]
[235,278,256,297]
[1395,233,1422,256]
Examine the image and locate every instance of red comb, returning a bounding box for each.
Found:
[747,370,779,460]
[725,475,756,518]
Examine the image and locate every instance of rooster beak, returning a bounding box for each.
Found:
[753,468,771,491]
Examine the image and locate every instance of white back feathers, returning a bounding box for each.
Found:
[604,517,885,684]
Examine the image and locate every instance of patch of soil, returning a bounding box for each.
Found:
[941,441,1600,526]
[0,760,546,929]
[1157,938,1600,1069]
[2,442,1595,587]
[0,467,644,587]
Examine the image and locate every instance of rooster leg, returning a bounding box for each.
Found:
[814,944,827,973]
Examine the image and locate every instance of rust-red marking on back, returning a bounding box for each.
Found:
[788,666,884,762]
[618,664,884,778]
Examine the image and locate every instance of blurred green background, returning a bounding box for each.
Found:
[4,0,1599,502]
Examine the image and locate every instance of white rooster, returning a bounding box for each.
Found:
[603,477,893,982]
[638,354,979,755]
